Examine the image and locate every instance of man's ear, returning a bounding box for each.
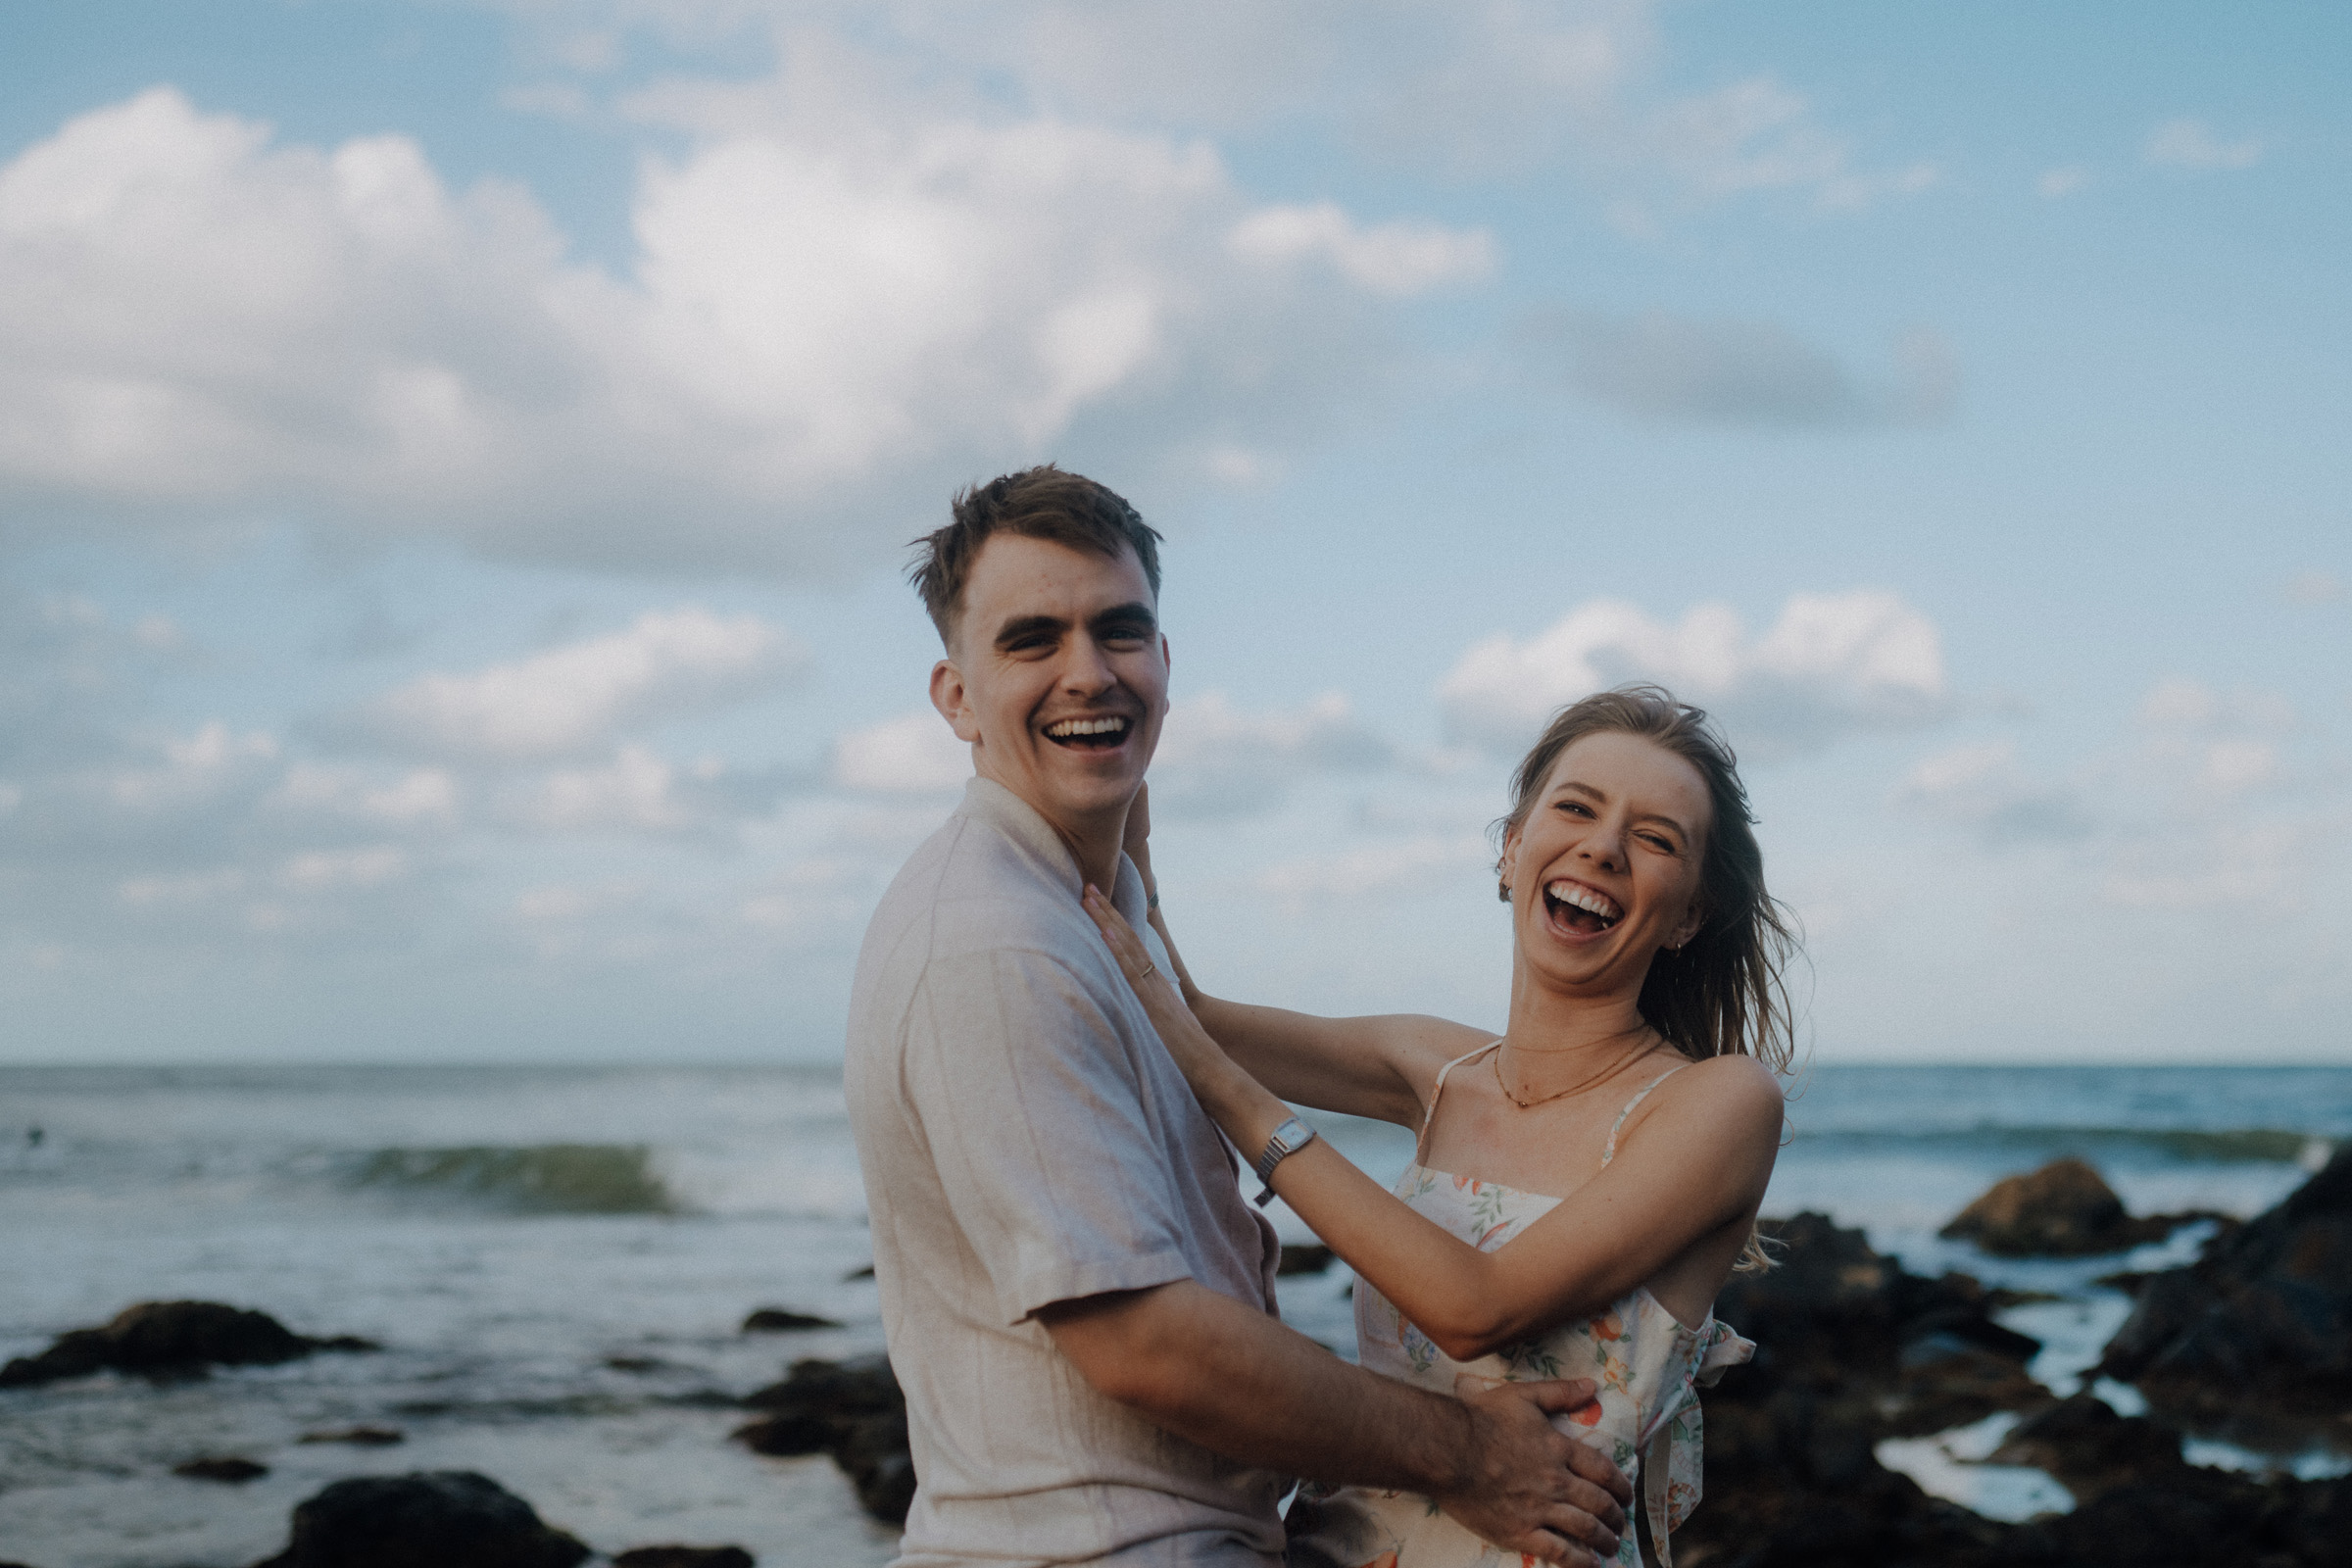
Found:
[930,660,981,744]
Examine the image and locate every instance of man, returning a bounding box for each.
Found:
[845,466,1630,1567]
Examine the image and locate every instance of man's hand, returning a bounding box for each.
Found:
[1438,1378,1633,1567]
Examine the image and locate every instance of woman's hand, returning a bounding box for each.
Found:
[1083,883,1283,1146]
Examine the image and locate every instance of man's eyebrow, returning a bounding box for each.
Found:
[1090,601,1157,632]
[992,613,1067,650]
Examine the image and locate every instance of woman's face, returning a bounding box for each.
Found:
[1500,730,1713,996]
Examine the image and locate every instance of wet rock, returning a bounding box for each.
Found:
[612,1549,755,1568]
[1277,1244,1335,1276]
[175,1455,269,1483]
[2015,1463,2278,1568]
[2098,1145,2352,1428]
[251,1471,588,1568]
[0,1300,377,1389]
[605,1354,670,1373]
[733,1354,915,1525]
[1986,1394,2185,1503]
[741,1307,843,1333]
[1675,1213,2054,1568]
[298,1424,405,1446]
[1939,1157,2186,1256]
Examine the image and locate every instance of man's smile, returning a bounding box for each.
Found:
[1043,714,1135,750]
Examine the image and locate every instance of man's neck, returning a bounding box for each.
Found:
[1045,807,1129,895]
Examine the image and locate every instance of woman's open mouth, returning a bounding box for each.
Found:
[1043,715,1133,751]
[1543,878,1622,936]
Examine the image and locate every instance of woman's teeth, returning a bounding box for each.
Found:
[1544,880,1621,926]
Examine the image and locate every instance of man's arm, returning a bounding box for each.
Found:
[1039,1280,1631,1568]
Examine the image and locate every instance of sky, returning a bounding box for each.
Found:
[0,0,2346,1066]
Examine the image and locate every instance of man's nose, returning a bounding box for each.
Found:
[1058,633,1117,694]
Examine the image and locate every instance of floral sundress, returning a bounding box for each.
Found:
[1284,1048,1752,1568]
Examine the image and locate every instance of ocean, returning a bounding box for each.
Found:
[3,1063,2347,1566]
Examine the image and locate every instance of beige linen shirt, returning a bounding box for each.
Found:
[846,777,1287,1567]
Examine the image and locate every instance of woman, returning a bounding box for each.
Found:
[1082,686,1795,1568]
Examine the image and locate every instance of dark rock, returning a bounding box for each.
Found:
[1939,1157,2180,1256]
[2016,1463,2275,1568]
[612,1549,756,1568]
[1277,1244,1335,1276]
[1986,1394,2185,1502]
[733,1355,915,1525]
[741,1307,843,1333]
[251,1471,588,1568]
[174,1455,269,1483]
[298,1425,405,1446]
[605,1354,669,1373]
[0,1300,375,1389]
[1674,1214,2058,1568]
[842,1264,875,1282]
[2099,1145,2352,1427]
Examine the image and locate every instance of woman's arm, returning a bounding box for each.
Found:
[1118,791,1482,1126]
[1084,888,1783,1362]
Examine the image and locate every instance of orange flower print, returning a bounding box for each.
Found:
[1571,1398,1603,1427]
[1350,1554,1398,1568]
[1589,1311,1624,1341]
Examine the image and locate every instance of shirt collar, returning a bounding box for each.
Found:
[957,775,1149,925]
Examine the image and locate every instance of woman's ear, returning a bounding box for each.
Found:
[1496,825,1521,902]
[1669,898,1706,951]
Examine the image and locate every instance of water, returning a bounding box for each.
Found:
[3,1063,2346,1565]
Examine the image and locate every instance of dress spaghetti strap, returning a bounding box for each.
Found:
[1601,1065,1689,1167]
[1413,1039,1502,1163]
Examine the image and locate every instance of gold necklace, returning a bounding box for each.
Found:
[1491,1034,1656,1110]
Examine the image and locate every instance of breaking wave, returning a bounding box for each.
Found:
[1796,1124,2333,1168]
[343,1144,680,1214]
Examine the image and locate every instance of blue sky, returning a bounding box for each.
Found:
[1,1,2345,1064]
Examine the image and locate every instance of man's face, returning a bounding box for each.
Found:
[929,533,1168,835]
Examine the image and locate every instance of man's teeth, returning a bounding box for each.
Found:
[1046,716,1130,738]
[1545,880,1621,921]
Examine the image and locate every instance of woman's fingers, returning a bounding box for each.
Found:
[1081,885,1155,984]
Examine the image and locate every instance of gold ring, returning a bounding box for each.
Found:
[1137,960,1158,983]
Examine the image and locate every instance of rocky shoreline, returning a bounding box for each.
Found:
[2,1149,2343,1566]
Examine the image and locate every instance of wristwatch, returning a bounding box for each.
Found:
[1250,1116,1317,1207]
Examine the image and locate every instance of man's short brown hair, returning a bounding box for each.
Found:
[908,465,1164,646]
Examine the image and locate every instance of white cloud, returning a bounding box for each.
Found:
[1227,203,1495,297]
[2283,569,2344,606]
[2145,118,2263,172]
[1640,75,1936,214]
[2037,166,2089,200]
[0,80,1480,571]
[345,607,801,763]
[1251,832,1489,914]
[1150,691,1395,818]
[1441,591,1949,758]
[514,745,727,834]
[1894,740,2090,845]
[830,710,971,796]
[1534,313,1957,427]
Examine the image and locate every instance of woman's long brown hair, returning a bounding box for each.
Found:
[1494,684,1800,1269]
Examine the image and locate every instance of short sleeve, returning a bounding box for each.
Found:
[904,947,1195,1325]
